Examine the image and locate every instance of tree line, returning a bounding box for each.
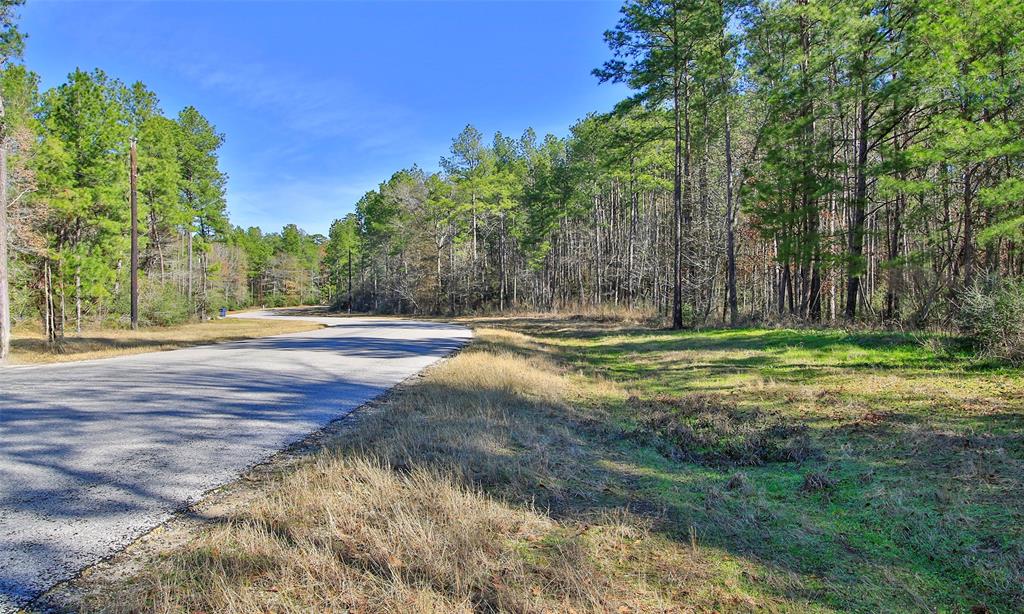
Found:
[0,0,332,361]
[322,0,1023,329]
[1,0,1021,363]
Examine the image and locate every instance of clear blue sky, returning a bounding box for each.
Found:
[22,1,628,235]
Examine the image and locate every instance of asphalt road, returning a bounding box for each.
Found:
[0,311,471,611]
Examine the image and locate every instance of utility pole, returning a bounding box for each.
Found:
[0,94,9,363]
[129,138,139,330]
[347,247,352,313]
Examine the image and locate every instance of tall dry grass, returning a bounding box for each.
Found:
[82,329,734,613]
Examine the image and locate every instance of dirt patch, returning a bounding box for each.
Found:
[628,394,821,467]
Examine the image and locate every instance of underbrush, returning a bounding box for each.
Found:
[139,282,192,327]
[959,277,1024,364]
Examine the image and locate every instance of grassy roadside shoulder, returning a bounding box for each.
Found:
[8,317,324,365]
[53,316,1023,613]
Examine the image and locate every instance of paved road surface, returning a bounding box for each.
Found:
[0,311,471,610]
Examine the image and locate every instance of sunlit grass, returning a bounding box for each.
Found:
[529,322,1024,613]
[79,330,773,613]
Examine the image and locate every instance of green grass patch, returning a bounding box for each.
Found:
[473,317,1023,613]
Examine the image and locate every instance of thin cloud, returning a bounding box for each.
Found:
[179,59,418,155]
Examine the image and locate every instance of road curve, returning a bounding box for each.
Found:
[0,311,471,610]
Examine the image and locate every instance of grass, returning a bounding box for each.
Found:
[66,316,1023,613]
[8,317,323,364]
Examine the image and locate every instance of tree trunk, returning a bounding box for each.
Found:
[723,103,738,326]
[627,167,638,309]
[130,139,139,329]
[187,230,194,315]
[672,69,684,328]
[845,80,870,320]
[75,267,82,333]
[682,62,693,321]
[499,211,507,310]
[960,165,976,288]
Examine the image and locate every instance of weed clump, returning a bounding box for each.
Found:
[629,394,820,467]
[724,472,753,495]
[799,469,836,494]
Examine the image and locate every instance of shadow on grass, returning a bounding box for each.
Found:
[28,318,1021,613]
[423,323,1024,612]
[332,362,1023,613]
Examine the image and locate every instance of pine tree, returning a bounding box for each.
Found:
[175,106,227,316]
[596,0,717,327]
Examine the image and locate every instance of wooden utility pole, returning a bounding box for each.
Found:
[347,247,352,313]
[0,94,9,362]
[129,138,139,330]
[187,231,193,312]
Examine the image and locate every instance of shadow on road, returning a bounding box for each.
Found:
[0,326,468,608]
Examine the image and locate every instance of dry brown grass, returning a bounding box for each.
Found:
[8,318,323,364]
[467,303,660,324]
[76,328,764,614]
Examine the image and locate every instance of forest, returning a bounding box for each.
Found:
[1,0,1023,363]
[320,0,1023,344]
[0,5,327,360]
[0,65,326,331]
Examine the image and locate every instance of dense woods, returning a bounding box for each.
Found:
[321,0,1023,336]
[1,0,1022,363]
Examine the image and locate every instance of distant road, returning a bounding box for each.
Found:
[0,310,471,611]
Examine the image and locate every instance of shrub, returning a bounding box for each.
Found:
[140,282,192,327]
[958,277,1024,364]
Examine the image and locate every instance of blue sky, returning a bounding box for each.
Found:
[22,1,628,235]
